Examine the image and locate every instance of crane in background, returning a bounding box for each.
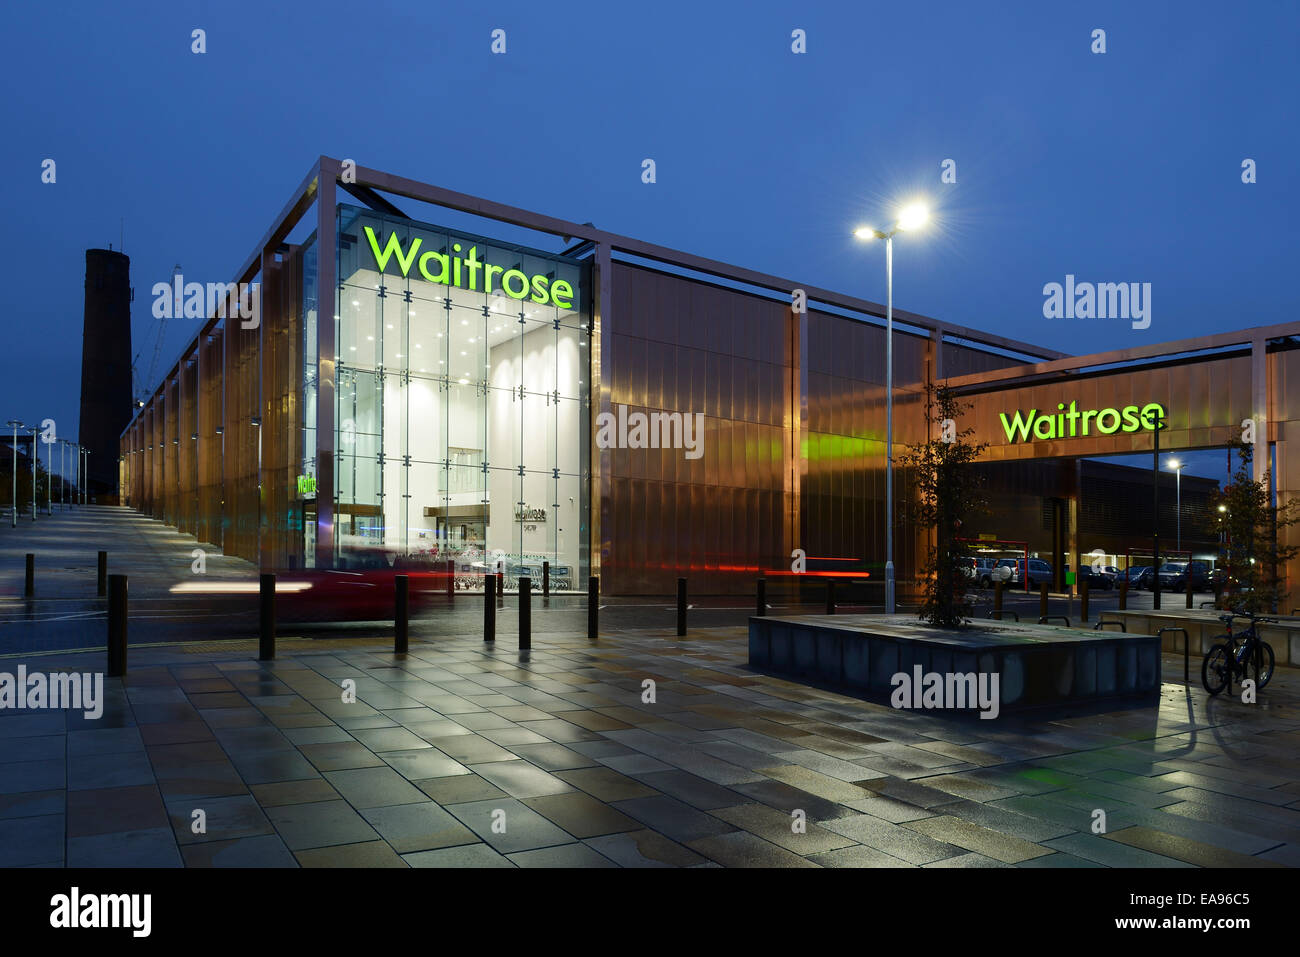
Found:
[131,264,180,406]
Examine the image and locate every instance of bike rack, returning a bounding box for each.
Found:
[987,610,1019,621]
[1158,627,1191,685]
[1094,619,1126,632]
[1039,616,1071,626]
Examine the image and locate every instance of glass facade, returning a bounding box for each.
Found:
[311,204,589,587]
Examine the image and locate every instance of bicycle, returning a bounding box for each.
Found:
[1201,610,1276,695]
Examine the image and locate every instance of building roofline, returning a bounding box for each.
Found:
[123,155,1069,437]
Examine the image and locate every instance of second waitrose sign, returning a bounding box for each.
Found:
[364,227,575,309]
[999,401,1166,443]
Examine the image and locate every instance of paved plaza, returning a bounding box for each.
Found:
[1,618,1298,868]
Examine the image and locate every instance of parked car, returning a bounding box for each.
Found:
[1065,564,1115,590]
[1126,566,1154,590]
[1156,561,1211,592]
[959,557,997,587]
[1100,565,1121,581]
[998,557,1053,588]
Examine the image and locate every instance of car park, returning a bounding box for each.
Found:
[1126,566,1154,590]
[1068,564,1115,590]
[999,557,1052,588]
[1157,561,1212,592]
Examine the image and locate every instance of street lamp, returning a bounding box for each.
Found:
[6,420,22,527]
[1167,457,1184,553]
[854,201,930,616]
[28,426,37,521]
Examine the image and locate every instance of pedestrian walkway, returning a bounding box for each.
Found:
[1,622,1297,867]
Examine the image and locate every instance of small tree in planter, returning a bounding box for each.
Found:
[900,383,988,628]
[1210,438,1300,614]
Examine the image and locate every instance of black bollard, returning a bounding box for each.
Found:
[1185,573,1193,610]
[97,551,107,597]
[676,577,687,637]
[519,576,532,651]
[484,572,496,642]
[497,570,504,605]
[543,560,550,598]
[24,554,33,598]
[446,559,454,603]
[825,579,836,615]
[107,574,128,677]
[588,575,599,641]
[259,573,276,661]
[756,578,766,617]
[1119,579,1128,610]
[994,581,1004,617]
[1039,582,1049,622]
[394,574,409,655]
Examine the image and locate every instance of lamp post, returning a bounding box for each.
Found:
[29,426,37,521]
[1167,457,1184,554]
[82,448,89,506]
[854,202,930,616]
[6,420,22,527]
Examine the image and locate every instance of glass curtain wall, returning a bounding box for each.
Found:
[324,204,588,588]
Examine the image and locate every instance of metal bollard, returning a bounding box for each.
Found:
[24,554,33,598]
[1185,574,1193,610]
[484,572,496,642]
[394,574,409,655]
[259,573,276,661]
[1119,580,1127,610]
[756,578,766,617]
[825,579,836,615]
[107,574,128,677]
[1213,582,1222,610]
[677,577,687,637]
[543,560,550,598]
[446,559,454,603]
[994,581,1004,617]
[588,576,599,641]
[519,576,532,651]
[1080,578,1089,623]
[1038,582,1048,622]
[97,551,107,597]
[497,570,504,605]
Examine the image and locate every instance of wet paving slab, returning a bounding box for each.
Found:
[0,611,1297,867]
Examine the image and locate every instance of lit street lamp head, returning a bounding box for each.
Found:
[853,202,931,241]
[896,202,930,231]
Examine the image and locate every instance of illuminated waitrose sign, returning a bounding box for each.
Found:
[363,226,575,309]
[999,401,1166,443]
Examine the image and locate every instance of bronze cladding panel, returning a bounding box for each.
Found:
[602,263,792,594]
